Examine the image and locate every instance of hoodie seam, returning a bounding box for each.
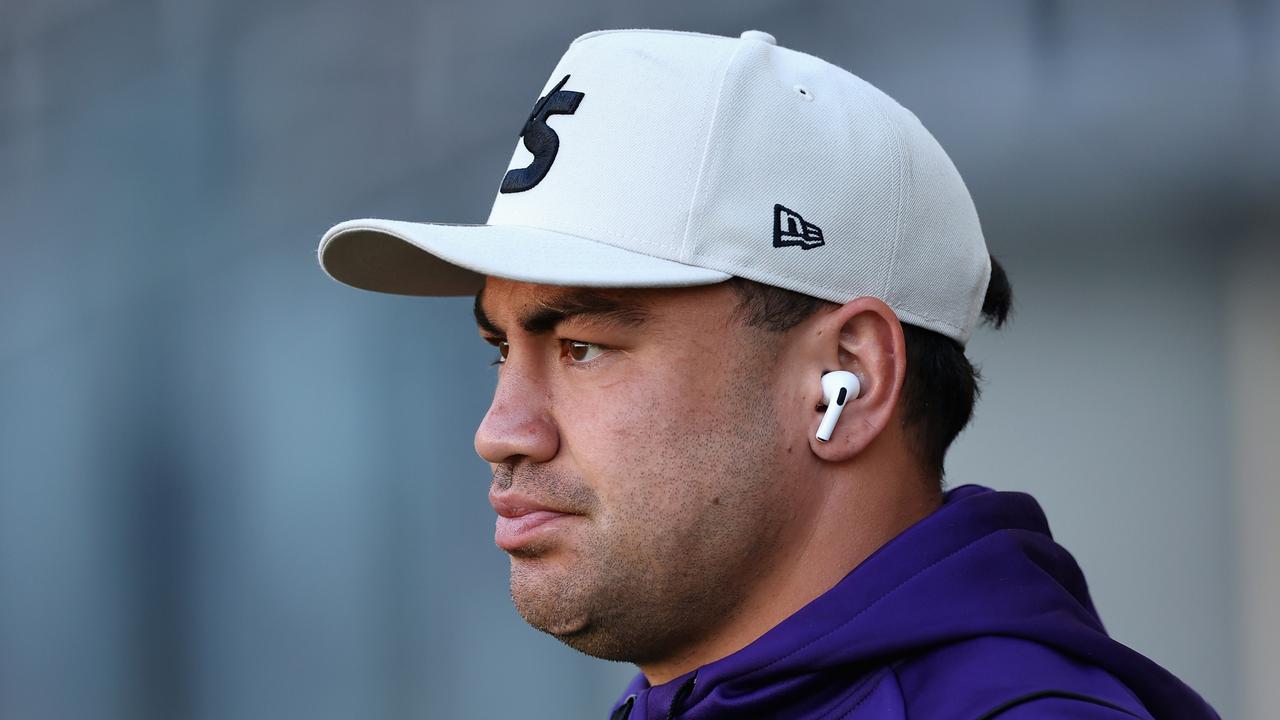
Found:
[975,690,1146,719]
[890,663,910,720]
[829,670,894,720]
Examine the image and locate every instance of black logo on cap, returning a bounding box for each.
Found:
[773,204,825,249]
[500,74,585,194]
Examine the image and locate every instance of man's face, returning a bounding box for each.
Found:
[473,277,803,665]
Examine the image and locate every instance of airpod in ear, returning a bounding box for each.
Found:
[816,371,861,442]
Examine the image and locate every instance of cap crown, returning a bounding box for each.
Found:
[488,29,990,344]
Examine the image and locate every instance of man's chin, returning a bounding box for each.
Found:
[526,610,628,661]
[525,608,657,664]
[510,572,591,636]
[508,572,646,662]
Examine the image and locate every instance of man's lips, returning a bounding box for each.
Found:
[489,491,581,552]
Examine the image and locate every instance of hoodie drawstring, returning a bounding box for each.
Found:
[611,694,634,720]
[666,674,697,720]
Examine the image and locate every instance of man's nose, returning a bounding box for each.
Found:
[474,369,559,466]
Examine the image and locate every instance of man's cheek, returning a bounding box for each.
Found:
[554,391,653,483]
[575,378,673,432]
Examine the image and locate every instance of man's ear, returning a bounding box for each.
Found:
[804,296,906,462]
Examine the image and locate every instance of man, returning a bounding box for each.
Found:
[318,28,1219,720]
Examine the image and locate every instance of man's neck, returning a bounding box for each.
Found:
[638,469,942,685]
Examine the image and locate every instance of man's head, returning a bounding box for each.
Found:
[468,263,1010,666]
[316,28,1007,677]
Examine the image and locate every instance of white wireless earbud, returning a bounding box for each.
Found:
[816,371,861,442]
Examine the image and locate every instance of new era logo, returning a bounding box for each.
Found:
[773,204,825,250]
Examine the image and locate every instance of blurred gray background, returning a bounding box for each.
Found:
[2,1,1277,719]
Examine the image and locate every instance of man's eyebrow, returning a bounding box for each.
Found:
[473,287,651,335]
[474,291,502,335]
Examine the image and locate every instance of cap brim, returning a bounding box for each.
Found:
[318,218,732,296]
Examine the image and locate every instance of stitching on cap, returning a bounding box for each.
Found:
[678,38,744,263]
[524,215,967,333]
[571,28,731,46]
[875,101,911,305]
[524,218,675,249]
[493,220,728,277]
[485,218,967,333]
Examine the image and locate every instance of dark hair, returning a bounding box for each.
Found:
[727,257,1013,484]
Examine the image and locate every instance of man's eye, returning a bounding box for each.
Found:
[563,340,606,363]
[490,340,509,366]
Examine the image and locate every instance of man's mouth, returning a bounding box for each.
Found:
[493,510,578,551]
[489,490,581,551]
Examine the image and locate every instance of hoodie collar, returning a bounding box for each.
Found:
[610,484,1216,719]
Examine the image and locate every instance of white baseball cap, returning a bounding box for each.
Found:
[318,28,991,344]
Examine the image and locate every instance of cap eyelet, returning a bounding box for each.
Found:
[793,84,814,101]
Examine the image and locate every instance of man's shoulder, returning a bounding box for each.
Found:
[888,635,1153,719]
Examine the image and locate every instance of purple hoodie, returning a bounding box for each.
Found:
[608,484,1220,719]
